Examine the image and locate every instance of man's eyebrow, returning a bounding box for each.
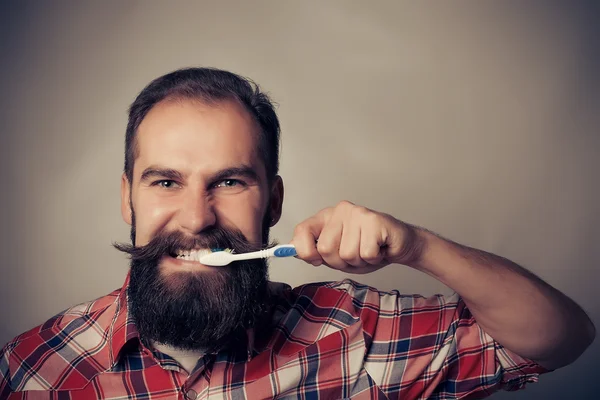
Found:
[140,167,185,182]
[211,166,260,183]
[139,165,260,183]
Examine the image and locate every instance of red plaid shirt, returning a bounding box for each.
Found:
[1,275,549,399]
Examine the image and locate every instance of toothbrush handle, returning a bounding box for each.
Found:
[228,245,297,262]
[273,245,297,257]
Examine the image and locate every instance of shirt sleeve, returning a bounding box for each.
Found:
[0,342,15,398]
[357,285,552,399]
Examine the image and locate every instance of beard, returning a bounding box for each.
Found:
[113,214,273,353]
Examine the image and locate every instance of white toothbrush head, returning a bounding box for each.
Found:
[200,250,236,266]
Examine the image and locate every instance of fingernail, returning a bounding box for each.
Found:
[311,260,321,266]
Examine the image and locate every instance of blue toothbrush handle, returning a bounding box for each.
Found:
[273,245,297,257]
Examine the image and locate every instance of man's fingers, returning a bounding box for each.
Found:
[291,202,397,272]
[339,218,368,268]
[359,222,385,265]
[316,214,346,270]
[291,215,323,266]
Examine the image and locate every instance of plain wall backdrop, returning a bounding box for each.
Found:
[1,1,598,398]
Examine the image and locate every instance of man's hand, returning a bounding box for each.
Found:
[290,200,425,274]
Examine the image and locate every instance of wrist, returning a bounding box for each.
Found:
[393,222,430,267]
[396,224,450,274]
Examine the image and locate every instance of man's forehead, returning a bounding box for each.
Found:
[133,98,264,178]
[138,98,259,140]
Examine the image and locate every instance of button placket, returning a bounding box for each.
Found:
[182,354,214,400]
[185,388,198,400]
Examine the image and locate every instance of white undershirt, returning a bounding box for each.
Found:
[152,342,205,374]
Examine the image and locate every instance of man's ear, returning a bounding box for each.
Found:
[269,175,284,226]
[121,173,133,226]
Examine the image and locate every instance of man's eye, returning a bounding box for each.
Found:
[154,180,179,189]
[214,179,243,188]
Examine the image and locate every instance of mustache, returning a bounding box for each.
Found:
[113,227,269,262]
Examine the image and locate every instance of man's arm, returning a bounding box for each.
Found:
[407,226,595,370]
[291,201,596,371]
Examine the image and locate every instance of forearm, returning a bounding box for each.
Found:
[402,225,595,370]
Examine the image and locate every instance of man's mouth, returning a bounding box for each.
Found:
[169,248,214,262]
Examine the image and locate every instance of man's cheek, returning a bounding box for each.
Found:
[133,205,170,245]
[139,196,176,223]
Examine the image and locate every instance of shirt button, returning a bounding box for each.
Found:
[185,389,198,400]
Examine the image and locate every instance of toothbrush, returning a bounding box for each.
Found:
[199,244,297,266]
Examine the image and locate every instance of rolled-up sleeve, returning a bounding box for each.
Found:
[355,284,551,399]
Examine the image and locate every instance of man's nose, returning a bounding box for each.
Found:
[177,188,217,235]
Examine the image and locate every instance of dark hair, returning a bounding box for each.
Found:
[124,67,280,184]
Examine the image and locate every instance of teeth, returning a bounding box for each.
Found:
[175,248,212,261]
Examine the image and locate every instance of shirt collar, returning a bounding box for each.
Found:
[108,272,141,367]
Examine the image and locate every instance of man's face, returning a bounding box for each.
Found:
[118,98,283,351]
[122,98,277,257]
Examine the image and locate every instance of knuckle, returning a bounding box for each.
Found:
[355,206,371,217]
[297,247,319,263]
[337,200,354,209]
[297,243,317,257]
[318,207,334,218]
[294,246,310,258]
[316,240,334,255]
[362,247,381,261]
[366,212,382,227]
[293,223,309,236]
[338,248,356,262]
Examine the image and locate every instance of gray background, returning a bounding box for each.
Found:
[1,1,598,398]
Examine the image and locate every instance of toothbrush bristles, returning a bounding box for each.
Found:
[211,248,233,253]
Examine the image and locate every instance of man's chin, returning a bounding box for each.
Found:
[128,252,269,351]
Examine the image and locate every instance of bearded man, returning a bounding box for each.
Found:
[1,68,595,400]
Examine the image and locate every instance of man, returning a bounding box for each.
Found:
[0,68,595,399]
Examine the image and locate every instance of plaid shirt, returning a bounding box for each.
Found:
[1,275,549,399]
